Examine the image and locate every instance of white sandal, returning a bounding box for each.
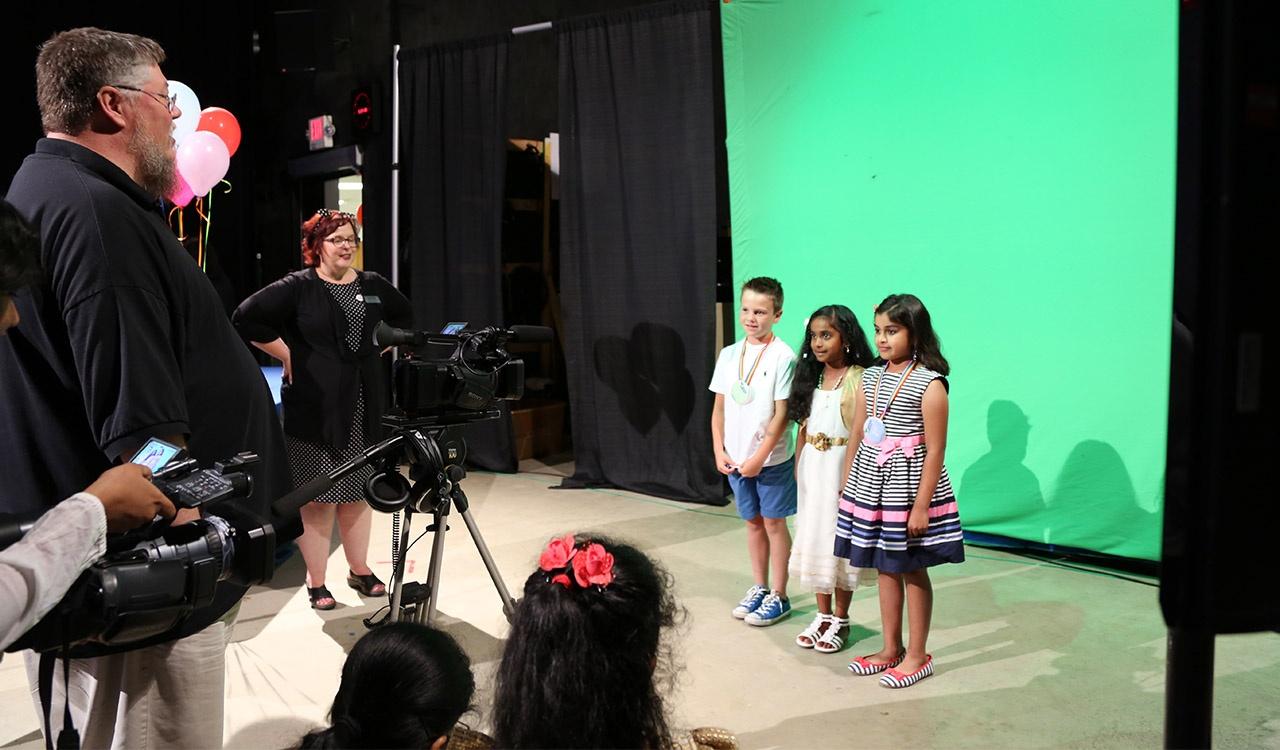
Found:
[814,615,849,653]
[794,613,830,649]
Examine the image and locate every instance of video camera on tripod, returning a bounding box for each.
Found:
[273,320,553,625]
[1,441,276,654]
[373,320,550,421]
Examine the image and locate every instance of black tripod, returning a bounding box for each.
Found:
[271,420,517,625]
[385,460,517,624]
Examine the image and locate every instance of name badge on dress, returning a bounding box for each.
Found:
[362,294,381,304]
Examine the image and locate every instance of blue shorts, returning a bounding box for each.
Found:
[728,458,797,521]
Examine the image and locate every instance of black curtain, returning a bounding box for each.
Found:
[556,0,723,504]
[399,36,517,472]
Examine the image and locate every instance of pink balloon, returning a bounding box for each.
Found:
[175,131,230,196]
[169,171,195,207]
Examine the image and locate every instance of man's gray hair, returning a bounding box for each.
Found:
[35,27,166,135]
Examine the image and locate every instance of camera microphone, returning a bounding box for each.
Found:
[373,322,422,348]
[0,513,38,553]
[374,322,552,347]
[508,325,553,343]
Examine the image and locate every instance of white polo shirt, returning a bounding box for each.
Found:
[709,337,797,467]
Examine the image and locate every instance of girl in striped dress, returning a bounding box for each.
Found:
[834,294,963,688]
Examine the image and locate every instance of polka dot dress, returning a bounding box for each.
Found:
[284,278,375,504]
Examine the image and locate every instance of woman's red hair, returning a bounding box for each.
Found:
[300,210,359,267]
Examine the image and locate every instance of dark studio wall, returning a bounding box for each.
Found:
[252,0,650,299]
[4,0,716,310]
[4,1,261,311]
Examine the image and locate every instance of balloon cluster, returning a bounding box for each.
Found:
[167,80,242,207]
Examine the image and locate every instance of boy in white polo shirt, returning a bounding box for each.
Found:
[709,277,797,626]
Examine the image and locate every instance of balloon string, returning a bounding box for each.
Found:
[203,188,213,273]
[194,197,207,271]
[167,205,187,242]
[219,179,232,195]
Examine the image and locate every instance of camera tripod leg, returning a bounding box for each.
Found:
[453,488,518,623]
[418,496,452,624]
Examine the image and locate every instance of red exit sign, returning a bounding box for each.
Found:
[308,114,334,151]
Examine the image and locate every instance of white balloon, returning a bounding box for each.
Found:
[168,80,201,146]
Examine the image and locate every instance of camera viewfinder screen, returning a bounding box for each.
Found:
[129,438,181,472]
[441,322,467,335]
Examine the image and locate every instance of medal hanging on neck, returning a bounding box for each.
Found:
[864,361,918,445]
[732,335,774,405]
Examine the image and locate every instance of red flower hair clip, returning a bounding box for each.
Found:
[538,534,615,590]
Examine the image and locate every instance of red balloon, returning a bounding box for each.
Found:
[357,204,363,225]
[196,107,241,157]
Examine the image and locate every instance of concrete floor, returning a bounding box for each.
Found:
[3,456,1279,749]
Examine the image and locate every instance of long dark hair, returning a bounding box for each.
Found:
[787,304,874,424]
[299,623,474,749]
[875,293,950,375]
[492,535,681,749]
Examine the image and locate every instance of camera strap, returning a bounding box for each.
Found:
[37,619,81,750]
[37,651,54,750]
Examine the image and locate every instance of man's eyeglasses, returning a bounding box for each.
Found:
[112,85,178,113]
[324,237,360,248]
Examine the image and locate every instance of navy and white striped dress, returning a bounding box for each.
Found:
[833,363,964,572]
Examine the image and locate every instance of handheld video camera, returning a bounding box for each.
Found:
[3,439,276,654]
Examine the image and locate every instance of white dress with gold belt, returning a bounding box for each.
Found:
[788,369,876,593]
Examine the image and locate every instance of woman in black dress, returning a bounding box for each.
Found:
[234,209,412,609]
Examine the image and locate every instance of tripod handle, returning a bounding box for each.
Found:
[270,432,408,522]
[272,474,335,519]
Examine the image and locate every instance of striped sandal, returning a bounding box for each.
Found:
[795,613,830,649]
[813,615,849,654]
[848,650,905,675]
[879,655,934,688]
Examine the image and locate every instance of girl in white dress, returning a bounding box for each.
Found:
[786,305,876,653]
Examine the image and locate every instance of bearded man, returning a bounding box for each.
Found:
[0,27,286,749]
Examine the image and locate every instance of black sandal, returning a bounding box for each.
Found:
[347,570,386,597]
[308,585,336,610]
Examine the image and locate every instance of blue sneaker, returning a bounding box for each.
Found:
[732,584,768,619]
[745,592,791,626]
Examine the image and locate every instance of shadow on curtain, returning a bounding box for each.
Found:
[555,0,724,503]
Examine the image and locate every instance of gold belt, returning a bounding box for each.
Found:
[805,432,849,452]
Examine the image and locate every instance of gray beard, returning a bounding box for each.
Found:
[128,127,176,200]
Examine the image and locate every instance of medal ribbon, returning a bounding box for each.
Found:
[738,334,774,387]
[870,361,919,422]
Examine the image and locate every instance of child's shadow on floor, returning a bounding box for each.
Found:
[847,623,878,645]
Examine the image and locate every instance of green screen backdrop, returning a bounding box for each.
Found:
[722,0,1177,561]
